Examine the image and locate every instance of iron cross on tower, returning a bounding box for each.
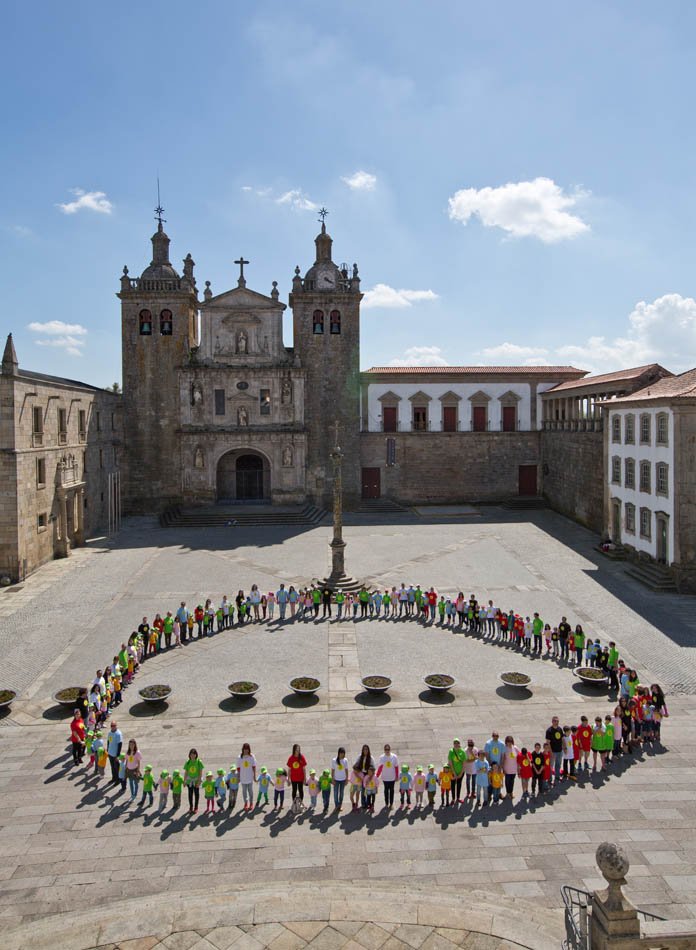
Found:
[318,207,328,227]
[234,256,250,287]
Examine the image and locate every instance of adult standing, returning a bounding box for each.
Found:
[106,721,123,785]
[502,736,520,799]
[287,743,307,808]
[573,625,585,666]
[137,618,150,654]
[125,739,142,801]
[376,744,399,809]
[447,739,466,803]
[70,709,85,766]
[558,616,571,662]
[484,731,504,767]
[321,588,332,619]
[331,746,349,811]
[545,716,564,784]
[276,584,288,620]
[236,743,257,811]
[353,744,375,809]
[184,748,204,813]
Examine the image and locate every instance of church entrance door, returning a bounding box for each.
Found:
[216,450,270,502]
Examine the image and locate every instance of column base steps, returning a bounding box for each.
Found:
[160,504,327,528]
[625,561,677,592]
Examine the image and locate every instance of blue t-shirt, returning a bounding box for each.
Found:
[484,739,504,764]
[475,760,490,787]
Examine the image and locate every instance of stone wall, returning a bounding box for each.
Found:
[359,431,540,503]
[540,430,604,532]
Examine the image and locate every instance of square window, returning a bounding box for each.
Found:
[37,512,47,530]
[260,389,271,416]
[36,457,46,487]
[78,409,86,441]
[656,463,668,496]
[640,415,651,444]
[640,508,651,539]
[657,414,669,445]
[624,458,635,490]
[612,416,621,443]
[611,457,621,484]
[625,504,636,533]
[625,415,635,443]
[639,461,651,493]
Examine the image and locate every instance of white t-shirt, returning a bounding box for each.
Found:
[236,754,257,784]
[332,757,349,780]
[487,605,497,619]
[378,752,400,782]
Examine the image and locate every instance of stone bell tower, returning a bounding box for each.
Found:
[290,213,362,508]
[118,211,198,513]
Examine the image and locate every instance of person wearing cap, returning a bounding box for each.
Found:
[202,771,216,813]
[306,768,319,809]
[335,589,346,620]
[139,765,156,807]
[463,739,478,799]
[376,744,399,810]
[425,765,438,807]
[226,765,239,812]
[171,769,183,810]
[318,768,332,813]
[214,768,227,811]
[256,766,271,807]
[117,754,127,792]
[91,731,105,777]
[448,739,466,803]
[273,767,287,811]
[158,771,171,812]
[398,763,413,808]
[438,763,452,806]
[413,767,426,807]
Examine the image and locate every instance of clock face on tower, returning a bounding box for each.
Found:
[315,267,336,290]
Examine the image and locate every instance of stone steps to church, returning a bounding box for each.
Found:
[161,504,327,528]
[625,563,677,592]
[355,499,411,514]
[503,495,548,509]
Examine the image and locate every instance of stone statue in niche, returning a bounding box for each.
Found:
[214,335,222,355]
[194,447,204,469]
[281,376,293,405]
[237,406,248,427]
[282,445,294,467]
[237,329,248,354]
[261,335,269,354]
[191,382,203,406]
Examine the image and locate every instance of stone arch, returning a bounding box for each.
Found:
[216,447,271,501]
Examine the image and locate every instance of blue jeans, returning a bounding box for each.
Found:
[322,788,331,810]
[333,780,345,807]
[128,777,139,799]
[551,751,563,781]
[429,605,436,619]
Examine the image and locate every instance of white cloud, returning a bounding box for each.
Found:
[57,188,113,215]
[477,293,696,375]
[5,224,33,238]
[362,283,439,309]
[341,170,377,191]
[28,321,87,357]
[388,346,449,367]
[276,189,318,212]
[448,177,589,243]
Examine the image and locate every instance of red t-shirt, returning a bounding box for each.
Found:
[578,724,593,752]
[70,718,85,743]
[427,592,438,606]
[572,735,581,760]
[518,755,533,779]
[542,752,551,780]
[287,754,307,782]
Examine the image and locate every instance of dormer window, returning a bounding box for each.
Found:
[313,309,324,334]
[160,309,173,335]
[330,310,341,334]
[139,309,152,335]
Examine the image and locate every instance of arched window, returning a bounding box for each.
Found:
[330,309,341,334]
[160,309,173,335]
[139,309,152,335]
[313,309,324,334]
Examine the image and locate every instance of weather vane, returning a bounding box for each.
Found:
[154,177,166,225]
[318,207,329,226]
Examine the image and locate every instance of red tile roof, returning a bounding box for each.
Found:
[364,365,586,376]
[613,367,696,403]
[545,363,671,393]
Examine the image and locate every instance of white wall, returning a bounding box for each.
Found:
[366,381,562,431]
[607,406,674,561]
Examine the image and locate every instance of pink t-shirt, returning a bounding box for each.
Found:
[125,750,142,772]
[503,745,520,775]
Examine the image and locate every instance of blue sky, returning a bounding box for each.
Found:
[3,1,696,384]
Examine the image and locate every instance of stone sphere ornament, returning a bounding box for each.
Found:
[596,841,630,884]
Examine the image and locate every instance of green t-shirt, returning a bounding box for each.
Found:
[336,593,345,604]
[574,631,585,649]
[143,772,155,792]
[163,616,174,634]
[172,775,184,794]
[312,589,321,604]
[532,617,543,636]
[359,590,369,603]
[448,747,466,777]
[319,774,332,790]
[184,758,204,783]
[202,779,216,798]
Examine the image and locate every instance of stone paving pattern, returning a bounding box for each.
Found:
[2,508,696,945]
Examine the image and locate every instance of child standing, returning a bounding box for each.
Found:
[236,743,257,812]
[489,763,503,803]
[531,744,545,796]
[319,768,332,813]
[362,767,378,813]
[438,763,452,806]
[140,765,156,807]
[256,767,271,807]
[474,751,490,806]
[158,771,170,812]
[171,769,183,810]
[413,767,426,808]
[603,715,615,762]
[591,717,606,771]
[203,771,216,813]
[215,768,227,811]
[118,754,127,791]
[273,767,287,811]
[577,716,593,770]
[426,765,438,807]
[398,763,413,809]
[306,769,319,809]
[562,726,576,780]
[518,748,532,797]
[92,732,105,776]
[226,765,239,812]
[542,742,552,788]
[349,767,363,811]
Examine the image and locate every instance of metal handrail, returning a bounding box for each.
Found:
[561,884,665,950]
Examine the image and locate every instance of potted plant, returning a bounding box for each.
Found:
[360,675,392,695]
[0,689,17,710]
[499,672,532,689]
[227,681,259,699]
[138,684,172,703]
[53,687,87,708]
[289,676,321,695]
[573,667,609,687]
[423,673,456,692]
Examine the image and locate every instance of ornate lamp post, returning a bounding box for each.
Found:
[323,420,361,591]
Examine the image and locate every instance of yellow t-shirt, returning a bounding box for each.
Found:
[490,770,503,789]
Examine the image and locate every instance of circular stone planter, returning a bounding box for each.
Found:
[227,681,259,699]
[499,672,532,689]
[289,677,321,695]
[0,689,17,709]
[573,667,609,687]
[423,673,456,692]
[53,687,87,708]
[138,684,172,703]
[361,675,392,695]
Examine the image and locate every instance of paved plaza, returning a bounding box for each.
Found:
[2,507,696,948]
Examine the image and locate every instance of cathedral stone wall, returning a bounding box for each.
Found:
[359,432,541,504]
[540,430,604,533]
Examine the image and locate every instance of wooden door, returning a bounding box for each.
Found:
[502,406,517,432]
[656,516,668,563]
[383,407,397,432]
[361,467,381,499]
[443,406,457,432]
[611,499,622,544]
[518,465,537,496]
[472,406,487,432]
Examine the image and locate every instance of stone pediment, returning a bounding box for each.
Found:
[203,286,286,311]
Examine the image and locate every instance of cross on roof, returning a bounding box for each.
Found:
[234,256,250,286]
[318,207,329,226]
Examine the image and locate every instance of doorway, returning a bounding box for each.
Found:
[361,467,381,499]
[656,515,668,564]
[518,465,537,496]
[217,450,270,501]
[611,499,622,545]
